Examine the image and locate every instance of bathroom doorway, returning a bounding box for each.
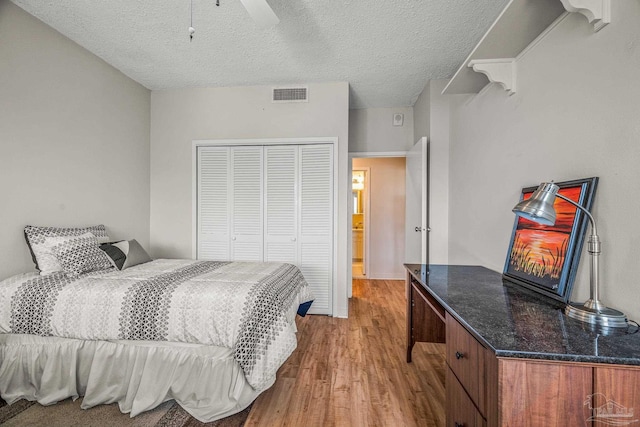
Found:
[350,157,407,285]
[352,168,369,278]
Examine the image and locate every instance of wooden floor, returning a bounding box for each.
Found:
[245,279,446,427]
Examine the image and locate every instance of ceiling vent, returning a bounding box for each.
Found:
[272,86,308,103]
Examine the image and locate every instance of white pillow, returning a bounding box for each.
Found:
[24,225,110,275]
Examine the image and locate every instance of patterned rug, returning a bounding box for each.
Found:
[0,398,251,426]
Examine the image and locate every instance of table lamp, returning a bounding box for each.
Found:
[512,182,627,329]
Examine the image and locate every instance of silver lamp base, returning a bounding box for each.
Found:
[565,301,628,329]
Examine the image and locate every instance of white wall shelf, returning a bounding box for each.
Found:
[559,0,610,32]
[443,0,613,95]
[468,59,517,95]
[442,0,566,95]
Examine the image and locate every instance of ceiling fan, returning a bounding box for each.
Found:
[239,0,280,28]
[189,0,279,40]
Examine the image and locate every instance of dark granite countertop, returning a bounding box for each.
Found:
[405,264,640,366]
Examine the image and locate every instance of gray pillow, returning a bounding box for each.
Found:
[99,239,152,270]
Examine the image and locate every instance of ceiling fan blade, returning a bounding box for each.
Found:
[239,0,280,28]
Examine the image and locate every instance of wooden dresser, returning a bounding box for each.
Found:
[405,264,640,427]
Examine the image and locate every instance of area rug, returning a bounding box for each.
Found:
[0,397,251,426]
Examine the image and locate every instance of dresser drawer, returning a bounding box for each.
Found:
[446,368,486,427]
[446,313,486,416]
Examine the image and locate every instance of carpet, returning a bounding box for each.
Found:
[0,397,251,426]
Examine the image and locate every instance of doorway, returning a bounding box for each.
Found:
[351,157,407,281]
[352,169,368,278]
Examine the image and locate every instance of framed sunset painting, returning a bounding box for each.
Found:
[503,177,598,302]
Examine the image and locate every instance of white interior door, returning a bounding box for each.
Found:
[196,139,334,316]
[299,144,333,315]
[405,137,428,265]
[197,147,231,260]
[230,146,263,261]
[264,145,298,263]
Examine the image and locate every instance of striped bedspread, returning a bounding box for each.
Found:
[0,259,314,390]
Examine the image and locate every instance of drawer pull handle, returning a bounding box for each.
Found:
[455,423,465,427]
[455,351,464,360]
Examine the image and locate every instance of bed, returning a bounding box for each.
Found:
[0,226,314,422]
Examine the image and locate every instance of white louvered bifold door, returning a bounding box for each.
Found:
[230,146,264,261]
[264,145,298,263]
[197,147,231,260]
[197,141,334,315]
[299,144,333,315]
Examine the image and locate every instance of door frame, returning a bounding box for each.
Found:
[347,151,408,298]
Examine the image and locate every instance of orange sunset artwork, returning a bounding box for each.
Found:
[506,186,582,290]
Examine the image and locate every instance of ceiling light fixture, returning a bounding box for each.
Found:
[189,0,195,41]
[188,0,220,42]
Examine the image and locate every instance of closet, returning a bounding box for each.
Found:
[195,141,334,315]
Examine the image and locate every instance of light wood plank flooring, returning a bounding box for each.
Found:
[245,279,446,426]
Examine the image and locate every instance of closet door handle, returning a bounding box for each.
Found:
[231,237,237,241]
[291,237,297,241]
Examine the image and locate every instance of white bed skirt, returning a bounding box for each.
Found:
[0,334,266,422]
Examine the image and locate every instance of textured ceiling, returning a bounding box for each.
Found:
[10,0,509,109]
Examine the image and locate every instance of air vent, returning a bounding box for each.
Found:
[272,87,308,103]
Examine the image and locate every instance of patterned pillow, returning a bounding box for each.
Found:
[100,239,152,270]
[24,225,110,275]
[49,233,113,277]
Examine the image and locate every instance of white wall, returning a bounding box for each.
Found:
[448,1,640,320]
[0,0,151,279]
[353,158,406,279]
[428,80,450,264]
[150,83,349,317]
[410,79,450,265]
[413,83,430,141]
[349,107,414,153]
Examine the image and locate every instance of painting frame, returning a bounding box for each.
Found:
[503,177,599,303]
